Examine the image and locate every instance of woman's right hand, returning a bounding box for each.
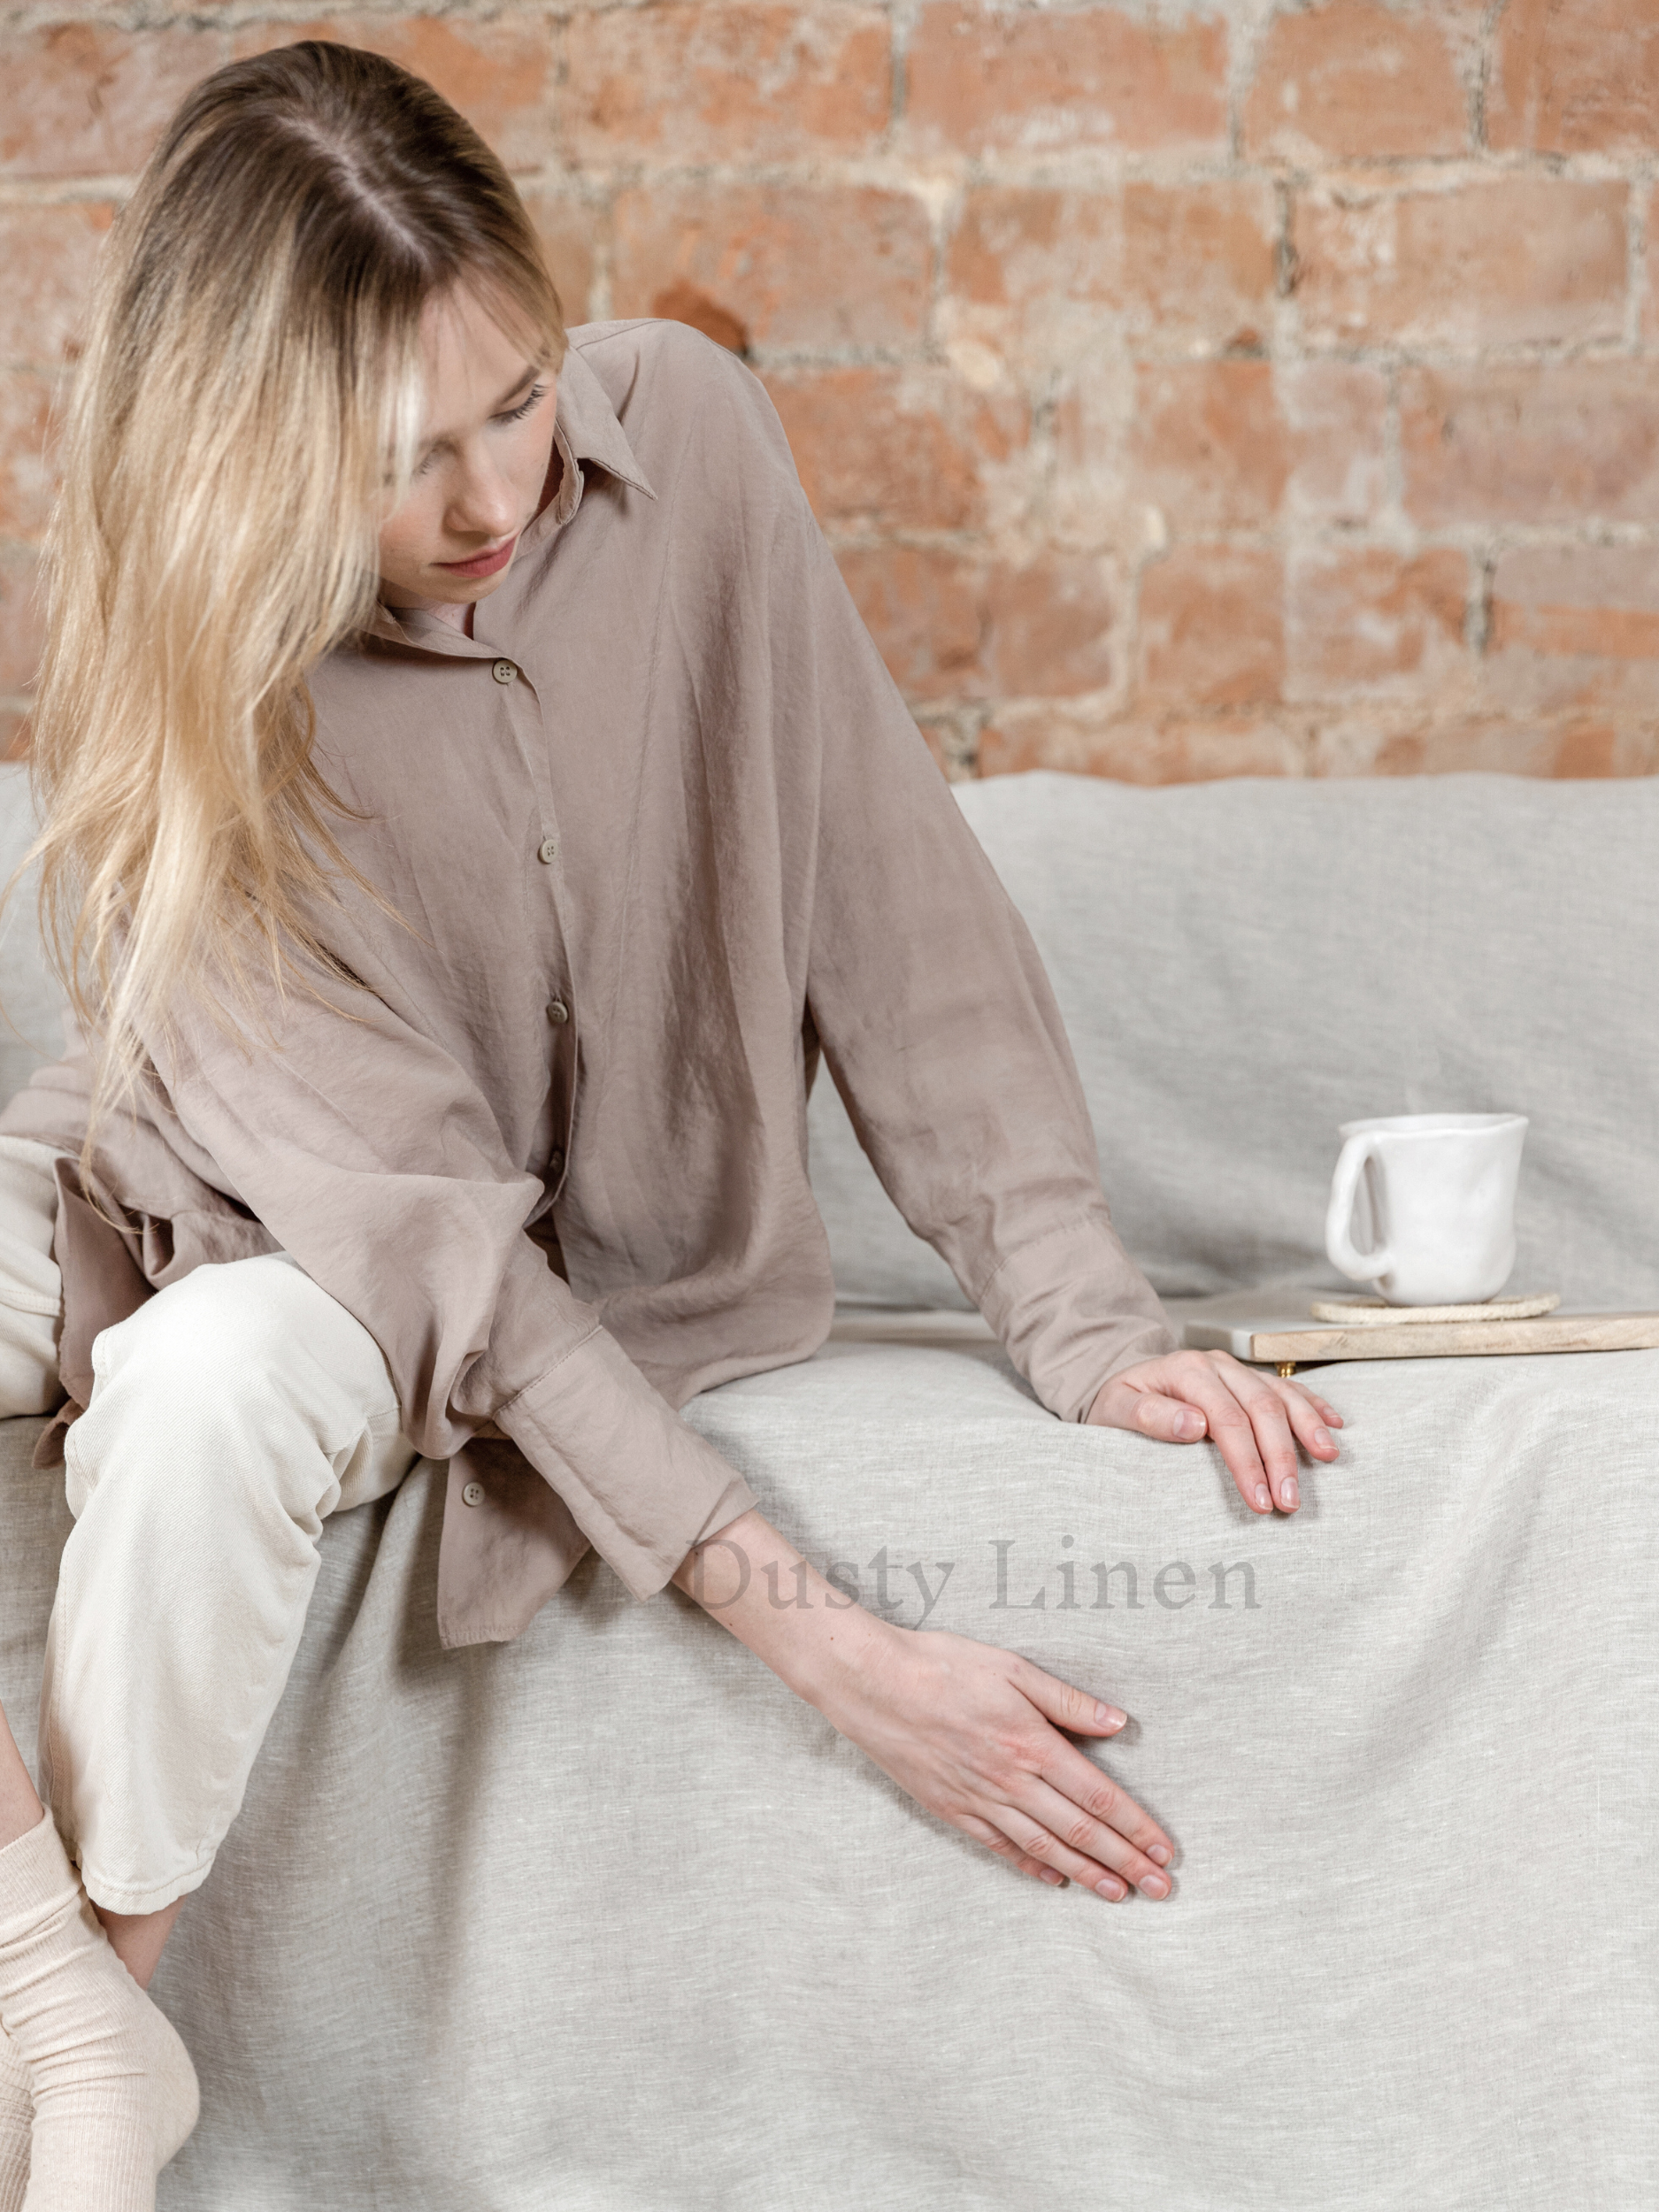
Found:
[675,1509,1174,1902]
[808,1614,1173,1901]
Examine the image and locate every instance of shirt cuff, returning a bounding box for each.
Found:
[492,1325,760,1601]
[973,1217,1178,1425]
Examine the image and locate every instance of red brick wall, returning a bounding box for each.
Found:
[4,0,1657,780]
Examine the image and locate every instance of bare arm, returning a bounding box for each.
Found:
[672,1507,1174,1901]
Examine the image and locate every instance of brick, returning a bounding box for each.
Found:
[979,703,1308,781]
[944,181,1276,358]
[905,3,1226,158]
[235,17,557,173]
[1286,548,1469,703]
[1489,0,1659,156]
[1483,545,1659,721]
[0,375,60,541]
[1295,179,1627,350]
[0,550,43,696]
[1048,360,1141,554]
[982,555,1115,698]
[764,366,1025,533]
[945,189,1118,314]
[1310,715,1658,779]
[615,184,930,354]
[0,24,227,179]
[1280,363,1388,524]
[1119,182,1279,353]
[1126,361,1288,533]
[1401,364,1659,526]
[563,4,890,165]
[1138,547,1285,710]
[0,204,115,371]
[837,546,985,700]
[844,549,1125,720]
[649,283,751,357]
[1243,0,1468,161]
[518,191,602,329]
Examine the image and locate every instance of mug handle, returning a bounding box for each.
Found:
[1325,1133,1393,1284]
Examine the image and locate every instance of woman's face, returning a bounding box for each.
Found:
[377,284,559,612]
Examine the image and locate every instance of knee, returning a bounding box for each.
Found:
[88,1256,321,1402]
[69,1256,384,1521]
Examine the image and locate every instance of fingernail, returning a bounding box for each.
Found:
[1096,1878,1125,1901]
[1041,1869,1064,1887]
[1139,1873,1170,1900]
[1147,1844,1171,1867]
[1254,1485,1271,1510]
[1095,1702,1125,1730]
[1281,1478,1299,1509]
[1313,1427,1331,1448]
[1173,1411,1199,1440]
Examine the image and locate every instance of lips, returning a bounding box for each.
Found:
[435,535,517,580]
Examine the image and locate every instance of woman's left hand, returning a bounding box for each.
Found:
[1087,1350,1341,1516]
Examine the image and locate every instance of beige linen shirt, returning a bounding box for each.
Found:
[3,319,1175,1647]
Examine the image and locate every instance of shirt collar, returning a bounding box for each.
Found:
[551,341,656,501]
[363,337,655,656]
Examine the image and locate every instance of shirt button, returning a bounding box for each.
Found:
[549,1147,565,1178]
[547,998,570,1025]
[492,659,517,685]
[461,1479,486,1508]
[537,836,559,865]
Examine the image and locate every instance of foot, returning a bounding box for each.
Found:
[0,1811,197,2211]
[0,2029,29,2212]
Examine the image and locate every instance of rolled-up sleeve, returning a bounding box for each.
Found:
[774,502,1177,1418]
[151,968,755,1599]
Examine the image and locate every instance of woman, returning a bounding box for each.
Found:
[0,42,1340,2205]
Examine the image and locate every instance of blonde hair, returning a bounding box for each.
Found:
[24,40,565,1138]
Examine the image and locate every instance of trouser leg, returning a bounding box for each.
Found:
[40,1252,417,1915]
[0,1137,65,1417]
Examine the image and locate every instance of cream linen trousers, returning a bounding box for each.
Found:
[0,1134,419,1914]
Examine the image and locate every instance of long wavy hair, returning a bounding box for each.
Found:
[23,40,565,1139]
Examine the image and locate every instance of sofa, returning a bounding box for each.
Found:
[0,764,1653,2209]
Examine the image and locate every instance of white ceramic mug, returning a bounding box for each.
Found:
[1324,1112,1529,1307]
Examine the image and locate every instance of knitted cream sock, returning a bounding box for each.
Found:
[0,2031,30,2211]
[0,1810,196,2212]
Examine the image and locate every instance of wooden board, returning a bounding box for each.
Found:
[1191,1310,1659,1366]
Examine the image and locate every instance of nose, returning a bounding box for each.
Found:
[445,444,518,543]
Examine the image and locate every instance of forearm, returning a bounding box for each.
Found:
[671,1506,887,1705]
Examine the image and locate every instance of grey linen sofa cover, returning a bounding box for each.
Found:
[0,768,1654,2208]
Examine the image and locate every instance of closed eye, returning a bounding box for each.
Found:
[497,382,549,425]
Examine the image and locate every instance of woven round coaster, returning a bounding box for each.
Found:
[1309,1292,1562,1326]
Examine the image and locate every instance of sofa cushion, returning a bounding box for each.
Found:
[811,771,1659,1307]
[1,1337,1649,2208]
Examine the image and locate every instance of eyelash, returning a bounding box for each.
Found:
[501,382,549,424]
[415,384,549,474]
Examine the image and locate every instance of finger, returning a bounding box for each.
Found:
[1268,1375,1340,1461]
[1231,1375,1305,1510]
[1035,1737,1175,1871]
[989,1786,1166,1901]
[1021,1774,1172,1897]
[1202,1354,1311,1510]
[1150,1354,1273,1512]
[1013,1668,1176,1863]
[1123,1391,1210,1444]
[1011,1663,1129,1740]
[961,1816,1071,1891]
